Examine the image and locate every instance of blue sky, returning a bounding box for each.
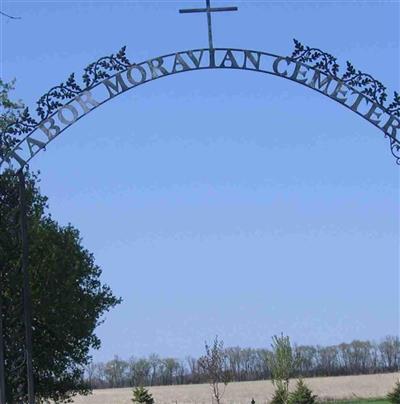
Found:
[1,0,399,362]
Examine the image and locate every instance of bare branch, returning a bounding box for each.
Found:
[0,11,21,20]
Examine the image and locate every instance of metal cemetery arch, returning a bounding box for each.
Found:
[2,44,400,171]
[1,2,399,403]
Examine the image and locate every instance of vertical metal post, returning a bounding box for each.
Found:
[0,288,6,404]
[18,170,35,404]
[179,1,237,67]
[206,0,215,67]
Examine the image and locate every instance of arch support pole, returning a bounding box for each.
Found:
[18,170,35,404]
[0,288,6,404]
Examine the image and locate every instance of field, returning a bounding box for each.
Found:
[72,372,399,403]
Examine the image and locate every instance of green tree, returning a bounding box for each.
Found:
[0,80,121,402]
[268,334,296,404]
[270,384,289,404]
[131,386,154,404]
[387,380,400,404]
[0,79,24,162]
[288,379,317,404]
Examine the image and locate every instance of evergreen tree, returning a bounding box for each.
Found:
[132,386,154,404]
[270,384,289,404]
[387,380,400,404]
[288,379,317,404]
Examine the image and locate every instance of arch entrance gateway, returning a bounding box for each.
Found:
[3,45,400,170]
[0,2,399,403]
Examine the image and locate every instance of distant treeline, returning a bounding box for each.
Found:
[85,335,399,389]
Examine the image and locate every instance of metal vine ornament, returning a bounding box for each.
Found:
[290,40,400,162]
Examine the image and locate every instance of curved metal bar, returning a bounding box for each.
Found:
[1,47,399,171]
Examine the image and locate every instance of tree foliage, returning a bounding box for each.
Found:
[288,379,317,404]
[387,380,400,404]
[0,80,121,402]
[131,386,154,404]
[269,334,296,399]
[1,170,121,402]
[0,79,24,160]
[270,383,289,404]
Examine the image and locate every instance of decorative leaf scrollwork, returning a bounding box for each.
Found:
[291,39,340,77]
[37,47,131,120]
[341,61,387,106]
[291,39,400,162]
[2,46,132,153]
[7,107,38,134]
[390,137,400,165]
[82,46,131,88]
[291,39,400,117]
[387,91,400,117]
[36,73,82,120]
[1,107,38,157]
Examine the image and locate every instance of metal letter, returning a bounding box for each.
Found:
[126,65,147,86]
[364,102,383,125]
[209,49,216,68]
[102,73,129,98]
[272,57,291,77]
[382,115,400,138]
[291,62,310,84]
[330,81,349,104]
[349,92,366,112]
[147,57,169,79]
[219,50,239,68]
[26,136,46,158]
[172,53,191,73]
[308,70,333,94]
[185,50,205,68]
[243,51,261,70]
[39,117,61,140]
[75,91,100,113]
[57,105,79,125]
[8,149,27,167]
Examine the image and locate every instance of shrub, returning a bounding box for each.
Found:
[288,379,317,404]
[131,386,154,404]
[387,380,400,404]
[270,383,289,404]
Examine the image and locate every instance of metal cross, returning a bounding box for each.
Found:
[179,0,238,51]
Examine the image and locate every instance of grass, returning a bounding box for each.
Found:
[338,401,389,403]
[322,400,389,404]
